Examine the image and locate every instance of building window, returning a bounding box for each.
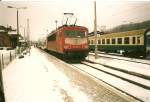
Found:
[124,37,129,44]
[117,38,122,44]
[106,39,110,44]
[132,37,136,44]
[112,38,116,44]
[102,39,105,44]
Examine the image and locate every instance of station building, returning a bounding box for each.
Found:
[0,25,18,48]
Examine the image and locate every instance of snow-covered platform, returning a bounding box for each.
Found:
[2,47,136,102]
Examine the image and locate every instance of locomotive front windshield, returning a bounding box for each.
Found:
[65,30,86,38]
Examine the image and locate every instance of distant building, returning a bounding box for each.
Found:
[0,26,11,47]
[0,25,18,48]
[88,31,105,37]
[8,30,19,48]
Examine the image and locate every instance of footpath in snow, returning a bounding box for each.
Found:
[2,48,84,102]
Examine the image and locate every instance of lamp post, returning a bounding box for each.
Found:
[94,1,98,59]
[20,26,26,42]
[7,6,27,47]
[55,20,58,30]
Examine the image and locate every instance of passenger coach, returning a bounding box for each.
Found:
[88,29,150,57]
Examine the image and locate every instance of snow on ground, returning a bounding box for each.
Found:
[87,54,150,77]
[2,47,145,102]
[73,63,150,102]
[91,52,150,64]
[84,54,150,102]
[2,47,90,102]
[83,61,150,87]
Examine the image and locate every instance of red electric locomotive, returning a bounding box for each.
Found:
[46,25,89,59]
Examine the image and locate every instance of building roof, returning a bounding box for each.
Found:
[0,29,5,32]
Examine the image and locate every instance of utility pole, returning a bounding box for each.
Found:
[94,1,98,59]
[7,6,27,48]
[20,26,26,42]
[27,18,30,55]
[16,9,19,45]
[55,20,58,30]
[23,27,26,42]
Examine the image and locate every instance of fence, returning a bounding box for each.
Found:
[0,50,16,69]
[0,58,5,102]
[0,49,16,102]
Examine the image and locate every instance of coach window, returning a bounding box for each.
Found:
[102,39,105,44]
[132,37,136,44]
[137,37,140,44]
[124,37,129,44]
[117,38,122,44]
[106,39,110,44]
[88,40,90,44]
[112,38,116,44]
[98,39,101,44]
[91,40,94,44]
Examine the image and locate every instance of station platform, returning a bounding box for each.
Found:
[2,47,136,102]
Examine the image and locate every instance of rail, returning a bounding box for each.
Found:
[70,61,150,102]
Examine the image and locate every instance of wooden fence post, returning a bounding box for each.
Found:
[0,55,5,102]
[10,52,12,62]
[2,54,4,69]
[0,55,1,71]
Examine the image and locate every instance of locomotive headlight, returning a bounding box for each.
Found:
[64,45,70,49]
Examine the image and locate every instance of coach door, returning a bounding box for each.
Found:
[146,31,150,53]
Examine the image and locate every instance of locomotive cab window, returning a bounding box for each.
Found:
[65,30,85,38]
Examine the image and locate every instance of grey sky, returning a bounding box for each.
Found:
[1,0,150,41]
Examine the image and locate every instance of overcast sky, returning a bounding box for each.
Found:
[1,0,150,41]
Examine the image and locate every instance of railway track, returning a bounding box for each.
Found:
[85,59,150,80]
[41,48,150,101]
[71,60,150,102]
[89,52,150,65]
